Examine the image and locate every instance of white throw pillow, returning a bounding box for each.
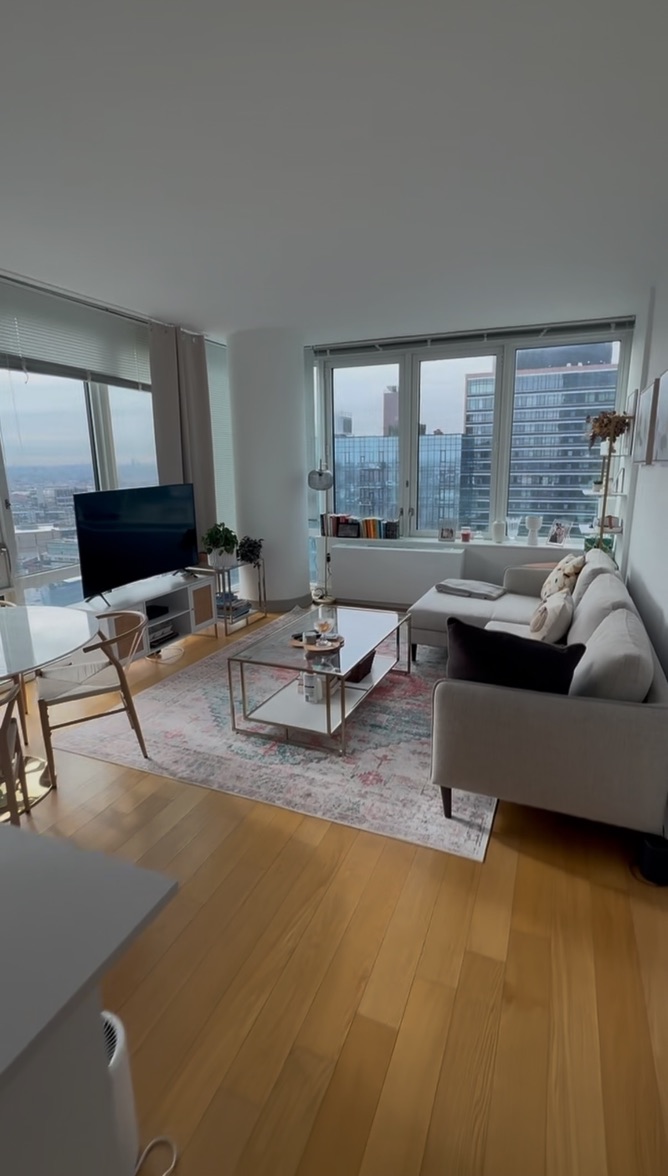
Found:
[570,610,654,702]
[540,554,585,601]
[571,549,621,608]
[529,590,574,643]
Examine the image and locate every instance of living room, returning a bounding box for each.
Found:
[2,0,668,1174]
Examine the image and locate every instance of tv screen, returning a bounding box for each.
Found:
[74,484,199,598]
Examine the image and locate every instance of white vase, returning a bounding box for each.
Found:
[491,520,505,543]
[207,551,237,571]
[525,515,543,546]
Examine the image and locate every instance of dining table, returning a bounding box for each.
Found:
[0,605,101,813]
[0,604,100,678]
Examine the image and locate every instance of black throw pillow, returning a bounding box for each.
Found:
[446,617,586,695]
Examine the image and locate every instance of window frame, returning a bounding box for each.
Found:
[317,324,633,537]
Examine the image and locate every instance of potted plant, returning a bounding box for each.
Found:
[236,535,263,567]
[201,522,238,569]
[586,411,631,548]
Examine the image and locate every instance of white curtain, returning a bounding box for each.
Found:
[149,324,216,544]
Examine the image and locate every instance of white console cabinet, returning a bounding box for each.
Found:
[77,571,217,657]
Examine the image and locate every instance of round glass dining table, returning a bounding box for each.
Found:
[0,606,99,677]
[0,606,101,819]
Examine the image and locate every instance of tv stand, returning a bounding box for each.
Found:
[78,571,217,658]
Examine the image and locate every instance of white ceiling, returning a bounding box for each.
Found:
[2,0,667,343]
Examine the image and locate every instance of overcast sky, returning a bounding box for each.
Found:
[0,369,157,467]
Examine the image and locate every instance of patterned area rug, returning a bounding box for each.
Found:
[53,618,497,860]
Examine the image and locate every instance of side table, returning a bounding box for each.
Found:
[217,557,268,636]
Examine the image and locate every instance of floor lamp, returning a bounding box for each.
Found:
[308,460,335,603]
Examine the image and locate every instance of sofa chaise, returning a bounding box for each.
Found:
[409,551,668,840]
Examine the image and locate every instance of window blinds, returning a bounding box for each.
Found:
[0,278,151,388]
[206,339,237,529]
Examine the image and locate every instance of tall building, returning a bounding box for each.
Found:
[383,386,399,436]
[463,343,617,530]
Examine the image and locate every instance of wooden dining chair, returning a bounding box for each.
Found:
[0,680,30,826]
[0,600,29,745]
[36,610,149,788]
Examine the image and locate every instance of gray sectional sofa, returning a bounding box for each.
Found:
[409,551,668,836]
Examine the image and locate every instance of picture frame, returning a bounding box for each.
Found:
[438,519,457,542]
[622,387,638,455]
[651,370,668,463]
[547,519,572,546]
[633,377,660,464]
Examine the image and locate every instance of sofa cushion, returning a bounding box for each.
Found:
[540,554,585,601]
[567,573,637,646]
[485,621,534,638]
[408,586,537,632]
[570,610,654,702]
[446,617,586,695]
[571,548,620,607]
[529,589,574,643]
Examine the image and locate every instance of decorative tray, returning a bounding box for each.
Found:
[290,635,345,651]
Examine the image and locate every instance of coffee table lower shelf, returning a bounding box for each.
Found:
[230,652,396,754]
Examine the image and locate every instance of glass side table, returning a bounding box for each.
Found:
[217,557,268,636]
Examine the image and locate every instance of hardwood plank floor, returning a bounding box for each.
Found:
[13,622,668,1175]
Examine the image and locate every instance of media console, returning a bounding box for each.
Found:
[76,570,217,657]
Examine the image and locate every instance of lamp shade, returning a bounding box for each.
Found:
[308,463,334,491]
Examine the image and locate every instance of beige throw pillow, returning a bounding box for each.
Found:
[570,610,654,702]
[529,589,574,643]
[540,553,585,601]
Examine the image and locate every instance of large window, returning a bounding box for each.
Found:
[317,323,632,536]
[507,343,621,529]
[0,368,157,601]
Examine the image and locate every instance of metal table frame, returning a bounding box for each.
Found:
[228,612,411,755]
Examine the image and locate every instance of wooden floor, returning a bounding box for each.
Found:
[17,622,668,1175]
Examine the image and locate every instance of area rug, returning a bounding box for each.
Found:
[52,617,497,860]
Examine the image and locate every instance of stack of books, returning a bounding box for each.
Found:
[319,514,400,539]
[216,590,251,622]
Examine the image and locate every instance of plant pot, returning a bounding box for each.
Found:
[207,551,238,571]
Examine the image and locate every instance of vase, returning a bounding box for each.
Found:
[207,551,237,571]
[525,515,543,546]
[491,520,505,543]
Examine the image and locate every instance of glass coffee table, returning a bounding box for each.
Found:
[227,606,411,754]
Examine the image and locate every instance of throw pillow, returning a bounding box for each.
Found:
[540,553,585,601]
[446,617,586,695]
[571,549,621,608]
[570,610,654,702]
[529,589,574,643]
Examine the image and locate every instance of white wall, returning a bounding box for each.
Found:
[626,284,668,670]
[331,539,581,608]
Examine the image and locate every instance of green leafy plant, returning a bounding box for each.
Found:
[236,535,263,567]
[201,522,238,555]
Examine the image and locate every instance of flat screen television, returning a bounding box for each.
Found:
[74,483,199,599]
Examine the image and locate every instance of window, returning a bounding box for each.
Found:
[316,321,632,536]
[331,363,401,520]
[106,386,158,487]
[0,367,157,602]
[0,371,95,583]
[507,342,621,528]
[417,357,497,531]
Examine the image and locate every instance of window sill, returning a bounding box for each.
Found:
[329,536,585,552]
